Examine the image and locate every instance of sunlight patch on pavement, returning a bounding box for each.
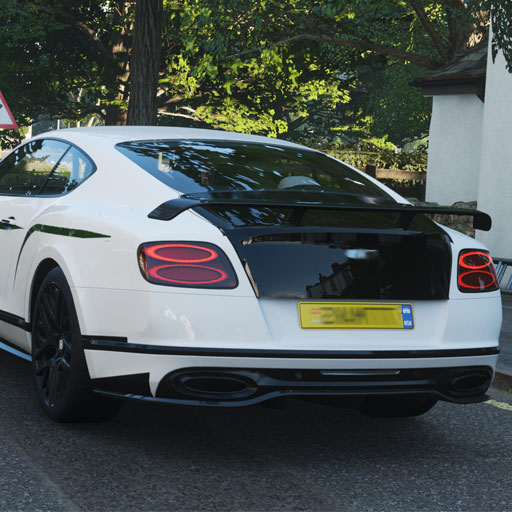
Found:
[485,399,512,411]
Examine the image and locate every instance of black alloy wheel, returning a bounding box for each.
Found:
[31,267,121,422]
[32,280,73,407]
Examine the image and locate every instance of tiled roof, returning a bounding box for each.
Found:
[411,43,487,86]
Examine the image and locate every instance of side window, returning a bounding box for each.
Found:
[39,145,94,196]
[0,139,70,196]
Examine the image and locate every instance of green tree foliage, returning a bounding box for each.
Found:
[196,0,489,145]
[352,63,432,145]
[490,1,512,71]
[293,58,433,146]
[230,0,490,68]
[156,0,351,136]
[1,0,510,150]
[0,0,351,142]
[0,0,136,136]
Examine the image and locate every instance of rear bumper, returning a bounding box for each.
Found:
[84,339,498,406]
[92,366,494,407]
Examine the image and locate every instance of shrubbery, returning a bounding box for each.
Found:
[301,141,428,200]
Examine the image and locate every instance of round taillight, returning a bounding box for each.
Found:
[149,264,228,285]
[457,249,498,293]
[458,251,492,270]
[458,270,497,290]
[138,241,238,289]
[144,243,218,263]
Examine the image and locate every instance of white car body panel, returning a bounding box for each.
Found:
[74,290,502,353]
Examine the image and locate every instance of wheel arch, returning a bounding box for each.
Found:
[29,258,60,325]
[24,248,83,330]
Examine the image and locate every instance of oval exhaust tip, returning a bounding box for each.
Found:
[175,374,257,400]
[451,373,490,393]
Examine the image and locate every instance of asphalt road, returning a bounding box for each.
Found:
[0,353,511,512]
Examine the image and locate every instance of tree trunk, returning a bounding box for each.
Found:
[127,0,163,125]
[104,1,133,126]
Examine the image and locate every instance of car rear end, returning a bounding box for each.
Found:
[80,135,501,410]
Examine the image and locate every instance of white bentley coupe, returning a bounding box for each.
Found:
[0,127,501,421]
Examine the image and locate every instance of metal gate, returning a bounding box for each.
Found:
[494,258,512,295]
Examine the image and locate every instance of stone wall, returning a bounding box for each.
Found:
[409,199,476,237]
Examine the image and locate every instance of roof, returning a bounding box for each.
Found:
[411,43,487,100]
[33,126,305,150]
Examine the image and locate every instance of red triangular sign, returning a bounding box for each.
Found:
[0,90,18,129]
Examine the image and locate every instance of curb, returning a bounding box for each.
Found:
[493,371,512,392]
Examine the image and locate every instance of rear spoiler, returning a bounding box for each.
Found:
[148,193,492,231]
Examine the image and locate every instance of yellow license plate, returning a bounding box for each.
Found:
[298,302,414,330]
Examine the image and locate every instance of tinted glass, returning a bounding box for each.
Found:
[229,231,451,300]
[116,140,392,199]
[40,145,94,195]
[0,139,69,196]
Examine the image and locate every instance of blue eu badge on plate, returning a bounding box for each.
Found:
[401,305,414,329]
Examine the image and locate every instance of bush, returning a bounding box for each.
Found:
[306,142,428,200]
[311,142,428,171]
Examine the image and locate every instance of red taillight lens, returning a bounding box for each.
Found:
[138,242,238,289]
[457,249,498,292]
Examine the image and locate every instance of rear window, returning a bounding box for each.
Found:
[115,140,392,199]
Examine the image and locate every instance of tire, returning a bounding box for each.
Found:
[31,267,121,422]
[358,395,438,418]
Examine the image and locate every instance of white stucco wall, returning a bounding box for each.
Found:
[476,44,512,258]
[425,95,484,205]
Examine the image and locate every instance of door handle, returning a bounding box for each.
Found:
[1,216,17,228]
